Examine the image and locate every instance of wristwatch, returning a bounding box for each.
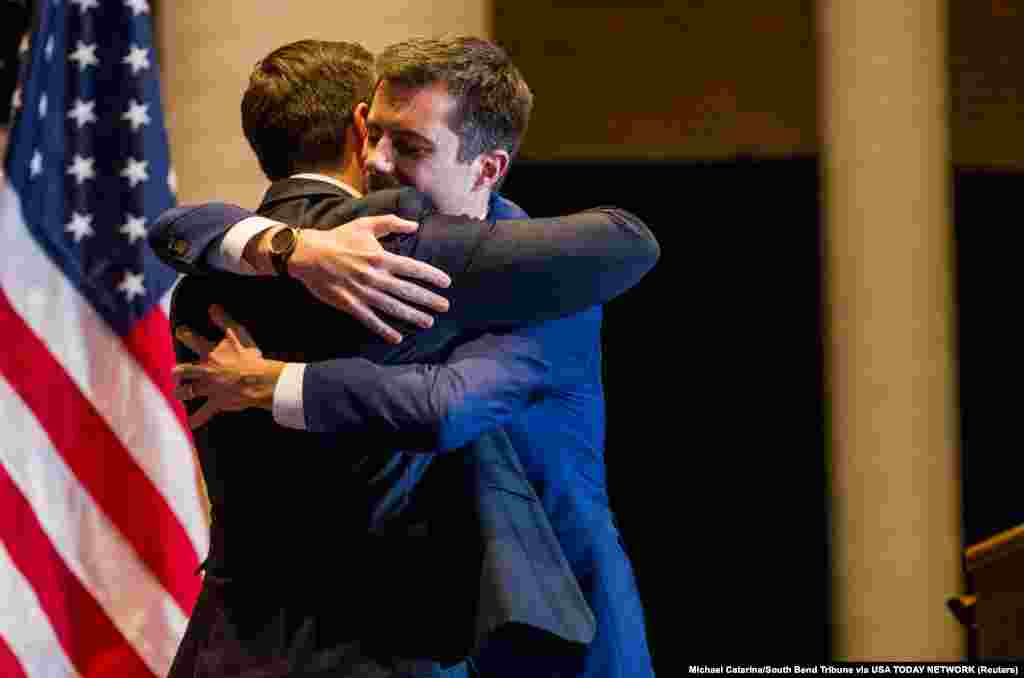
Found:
[268,226,300,277]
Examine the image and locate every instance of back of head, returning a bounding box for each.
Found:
[242,39,375,181]
[376,37,533,164]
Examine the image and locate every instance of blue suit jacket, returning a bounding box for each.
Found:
[151,182,658,676]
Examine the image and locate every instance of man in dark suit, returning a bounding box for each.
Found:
[152,39,657,677]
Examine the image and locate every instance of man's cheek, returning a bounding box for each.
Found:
[396,165,431,193]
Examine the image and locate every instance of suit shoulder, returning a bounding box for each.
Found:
[258,178,359,228]
[260,194,358,229]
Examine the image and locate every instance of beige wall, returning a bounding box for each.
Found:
[496,0,818,160]
[156,2,1024,180]
[950,0,1024,167]
[156,1,491,206]
[497,0,1024,167]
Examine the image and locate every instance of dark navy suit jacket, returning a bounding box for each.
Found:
[150,181,658,676]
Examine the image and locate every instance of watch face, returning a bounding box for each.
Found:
[271,227,295,253]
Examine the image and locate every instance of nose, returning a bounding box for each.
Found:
[367,135,394,175]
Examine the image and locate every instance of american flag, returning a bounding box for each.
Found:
[0,1,208,676]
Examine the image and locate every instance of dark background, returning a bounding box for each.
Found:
[506,157,1023,667]
[955,167,1024,547]
[504,157,829,664]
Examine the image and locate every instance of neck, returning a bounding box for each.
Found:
[313,155,365,194]
[338,153,366,194]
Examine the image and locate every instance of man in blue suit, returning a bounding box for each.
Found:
[157,37,656,677]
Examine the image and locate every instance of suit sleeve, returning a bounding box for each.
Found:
[146,189,427,276]
[416,207,658,329]
[148,203,254,275]
[301,330,552,452]
[149,191,659,324]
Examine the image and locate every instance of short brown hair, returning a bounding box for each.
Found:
[242,40,375,181]
[376,37,533,163]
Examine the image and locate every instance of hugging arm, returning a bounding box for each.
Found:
[422,207,658,330]
[168,189,659,443]
[174,305,551,452]
[150,189,659,329]
[149,203,252,276]
[298,331,551,450]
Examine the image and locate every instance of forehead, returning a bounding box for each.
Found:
[369,80,457,134]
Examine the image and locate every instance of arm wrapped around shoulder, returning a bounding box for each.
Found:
[301,329,551,451]
[430,206,660,330]
[585,206,660,294]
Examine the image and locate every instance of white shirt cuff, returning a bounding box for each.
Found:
[272,363,307,430]
[208,216,283,274]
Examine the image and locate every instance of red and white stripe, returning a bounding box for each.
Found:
[0,182,208,676]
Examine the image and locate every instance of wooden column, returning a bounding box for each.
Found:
[820,0,962,660]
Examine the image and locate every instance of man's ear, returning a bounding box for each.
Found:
[475,149,511,191]
[352,102,370,165]
[350,102,370,168]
